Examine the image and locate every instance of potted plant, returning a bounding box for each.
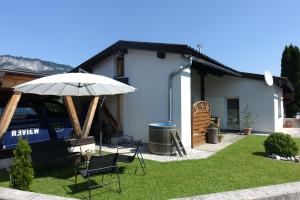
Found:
[207,121,219,144]
[218,134,224,142]
[241,105,256,135]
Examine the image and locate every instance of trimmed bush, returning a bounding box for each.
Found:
[10,138,34,191]
[264,132,298,157]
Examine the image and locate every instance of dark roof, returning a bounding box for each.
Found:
[0,68,48,77]
[71,40,293,91]
[71,40,240,74]
[241,72,294,92]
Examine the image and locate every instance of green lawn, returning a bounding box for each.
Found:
[1,135,300,200]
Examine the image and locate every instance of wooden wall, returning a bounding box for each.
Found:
[0,74,38,88]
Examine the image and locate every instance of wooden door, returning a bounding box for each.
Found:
[192,101,211,147]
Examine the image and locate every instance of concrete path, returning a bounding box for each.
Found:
[195,133,245,152]
[282,128,300,138]
[0,187,77,200]
[98,133,244,162]
[174,181,300,200]
[98,145,215,162]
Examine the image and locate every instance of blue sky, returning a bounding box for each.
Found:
[0,0,299,75]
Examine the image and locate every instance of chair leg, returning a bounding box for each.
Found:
[88,176,91,200]
[116,167,121,193]
[74,168,77,186]
[138,151,146,168]
[135,166,138,174]
[138,156,145,175]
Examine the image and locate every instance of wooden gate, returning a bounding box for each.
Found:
[192,101,211,147]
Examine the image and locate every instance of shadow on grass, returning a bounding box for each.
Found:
[65,179,121,199]
[117,164,145,176]
[252,151,267,157]
[0,169,9,182]
[66,180,99,193]
[33,164,75,180]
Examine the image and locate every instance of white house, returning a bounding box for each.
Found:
[72,40,293,148]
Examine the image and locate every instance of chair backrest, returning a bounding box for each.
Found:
[88,153,118,172]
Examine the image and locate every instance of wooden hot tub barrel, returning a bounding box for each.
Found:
[148,123,176,155]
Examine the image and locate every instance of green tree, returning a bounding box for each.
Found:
[10,138,34,191]
[281,44,300,117]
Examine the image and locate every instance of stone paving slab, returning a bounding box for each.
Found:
[195,133,244,152]
[97,133,244,162]
[174,181,300,200]
[0,187,77,200]
[98,145,215,162]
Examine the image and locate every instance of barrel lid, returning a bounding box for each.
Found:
[149,122,176,127]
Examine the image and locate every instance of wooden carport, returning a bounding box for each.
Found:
[0,72,134,144]
[0,69,48,139]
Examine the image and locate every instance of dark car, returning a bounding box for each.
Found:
[0,99,73,149]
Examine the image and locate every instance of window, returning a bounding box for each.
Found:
[0,107,37,119]
[13,107,37,120]
[44,102,67,117]
[227,98,240,130]
[116,56,124,77]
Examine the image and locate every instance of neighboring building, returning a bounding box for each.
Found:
[72,40,293,148]
[0,68,47,94]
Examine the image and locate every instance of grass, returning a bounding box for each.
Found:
[1,135,300,199]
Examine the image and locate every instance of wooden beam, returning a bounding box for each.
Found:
[82,96,99,138]
[0,91,22,139]
[1,74,38,88]
[102,103,119,133]
[64,96,82,138]
[116,94,123,133]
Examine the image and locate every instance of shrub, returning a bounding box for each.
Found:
[10,138,34,191]
[241,105,256,128]
[264,132,298,157]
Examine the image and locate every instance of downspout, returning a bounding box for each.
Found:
[168,55,241,123]
[168,56,193,123]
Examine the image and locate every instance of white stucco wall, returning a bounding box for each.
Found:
[274,85,284,132]
[92,56,117,118]
[91,49,192,147]
[200,74,281,132]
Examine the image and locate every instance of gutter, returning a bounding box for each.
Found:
[168,56,241,123]
[168,56,193,122]
[192,57,241,77]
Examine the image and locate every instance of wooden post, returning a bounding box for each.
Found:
[0,91,22,139]
[116,94,123,133]
[64,96,82,138]
[82,96,99,138]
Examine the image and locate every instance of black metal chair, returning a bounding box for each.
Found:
[75,153,121,199]
[117,139,145,175]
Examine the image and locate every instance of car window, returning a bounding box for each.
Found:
[13,107,37,120]
[44,102,67,117]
